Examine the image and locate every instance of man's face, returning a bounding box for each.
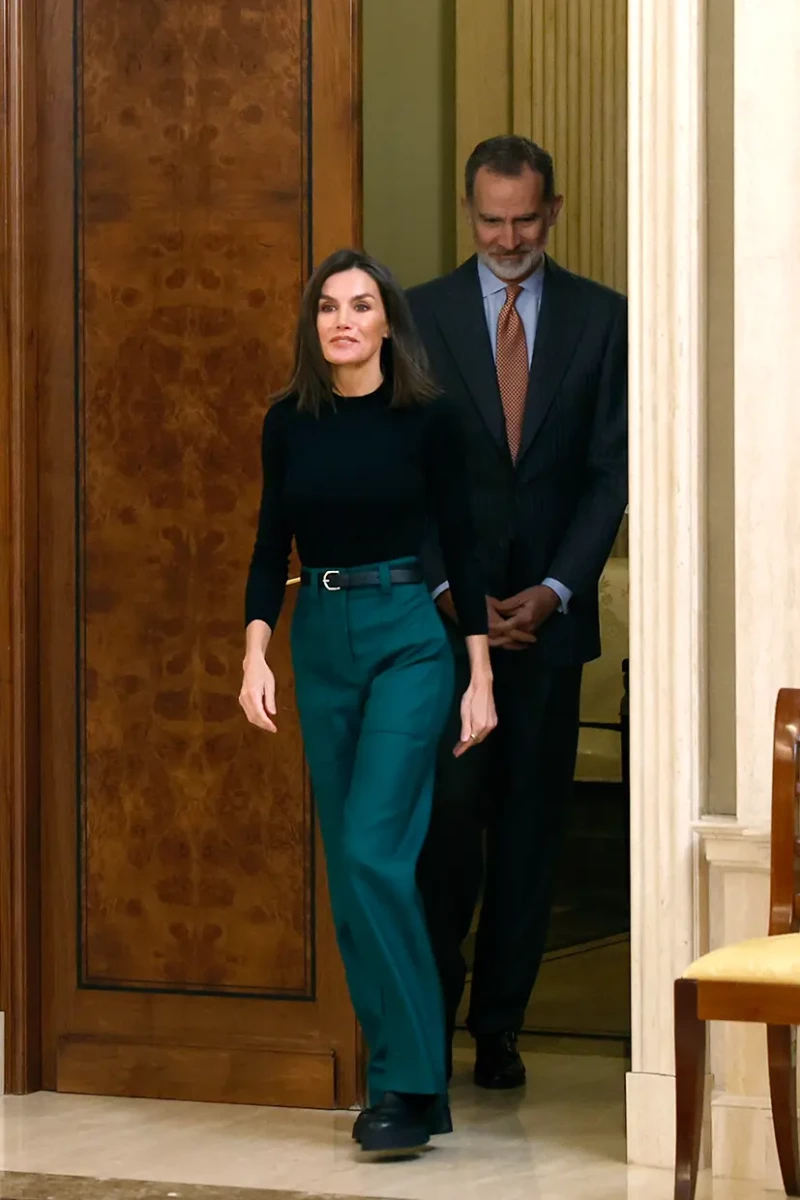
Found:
[466,165,563,281]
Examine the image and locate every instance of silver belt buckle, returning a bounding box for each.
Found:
[322,570,341,592]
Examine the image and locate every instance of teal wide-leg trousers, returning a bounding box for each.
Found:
[291,561,453,1102]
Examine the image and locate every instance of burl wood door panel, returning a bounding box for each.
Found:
[38,0,362,1108]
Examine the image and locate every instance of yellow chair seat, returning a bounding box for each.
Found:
[683,933,800,984]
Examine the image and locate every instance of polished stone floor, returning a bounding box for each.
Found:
[0,1178,383,1200]
[0,1038,779,1200]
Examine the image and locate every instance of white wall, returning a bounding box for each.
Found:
[684,1,800,1185]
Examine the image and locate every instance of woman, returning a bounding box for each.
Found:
[240,248,495,1158]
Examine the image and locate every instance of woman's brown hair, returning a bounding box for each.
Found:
[278,248,439,415]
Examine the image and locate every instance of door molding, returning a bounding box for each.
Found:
[0,0,41,1094]
[312,0,363,259]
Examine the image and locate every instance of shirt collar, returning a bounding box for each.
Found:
[477,256,545,301]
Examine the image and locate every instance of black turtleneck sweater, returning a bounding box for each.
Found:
[245,381,487,635]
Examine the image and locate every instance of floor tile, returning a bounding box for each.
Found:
[0,1046,780,1199]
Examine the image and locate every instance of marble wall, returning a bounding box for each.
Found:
[703,0,800,1184]
[627,0,800,1187]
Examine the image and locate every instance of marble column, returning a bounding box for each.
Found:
[625,0,708,1170]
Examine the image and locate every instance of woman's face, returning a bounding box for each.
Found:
[316,268,389,370]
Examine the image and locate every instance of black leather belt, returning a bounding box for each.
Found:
[301,564,424,592]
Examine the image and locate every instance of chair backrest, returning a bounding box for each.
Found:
[769,688,800,936]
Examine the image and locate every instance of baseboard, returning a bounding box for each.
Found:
[711,1091,785,1190]
[55,1034,337,1109]
[626,1069,712,1170]
[629,1080,796,1190]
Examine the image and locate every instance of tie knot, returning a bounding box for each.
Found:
[505,283,523,304]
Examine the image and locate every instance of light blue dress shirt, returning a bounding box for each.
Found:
[433,259,572,615]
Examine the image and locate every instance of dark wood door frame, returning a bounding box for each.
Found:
[1,0,363,1097]
[0,0,41,1094]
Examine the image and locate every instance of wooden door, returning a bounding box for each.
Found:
[37,0,362,1109]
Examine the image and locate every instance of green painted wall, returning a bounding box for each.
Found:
[706,0,736,815]
[362,0,456,288]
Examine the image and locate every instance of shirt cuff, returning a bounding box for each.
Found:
[431,581,450,602]
[542,577,572,614]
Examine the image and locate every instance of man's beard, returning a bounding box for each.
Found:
[480,247,542,282]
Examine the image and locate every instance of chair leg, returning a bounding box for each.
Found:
[767,1024,800,1196]
[674,978,707,1200]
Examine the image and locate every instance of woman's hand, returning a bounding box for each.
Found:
[239,653,278,733]
[454,672,497,757]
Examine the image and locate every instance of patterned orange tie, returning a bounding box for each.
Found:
[496,284,529,461]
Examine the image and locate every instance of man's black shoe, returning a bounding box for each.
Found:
[473,1031,526,1090]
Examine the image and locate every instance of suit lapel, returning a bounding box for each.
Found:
[518,257,591,463]
[432,257,508,452]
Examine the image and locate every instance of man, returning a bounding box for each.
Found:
[409,136,627,1089]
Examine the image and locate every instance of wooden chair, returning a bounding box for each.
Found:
[674,688,800,1199]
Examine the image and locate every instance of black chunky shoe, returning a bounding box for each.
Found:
[353,1093,453,1144]
[358,1092,430,1158]
[473,1031,527,1090]
[352,1106,373,1142]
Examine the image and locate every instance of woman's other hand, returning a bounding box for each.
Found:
[239,654,278,733]
[454,673,497,757]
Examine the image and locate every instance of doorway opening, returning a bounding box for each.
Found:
[362,0,631,1060]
